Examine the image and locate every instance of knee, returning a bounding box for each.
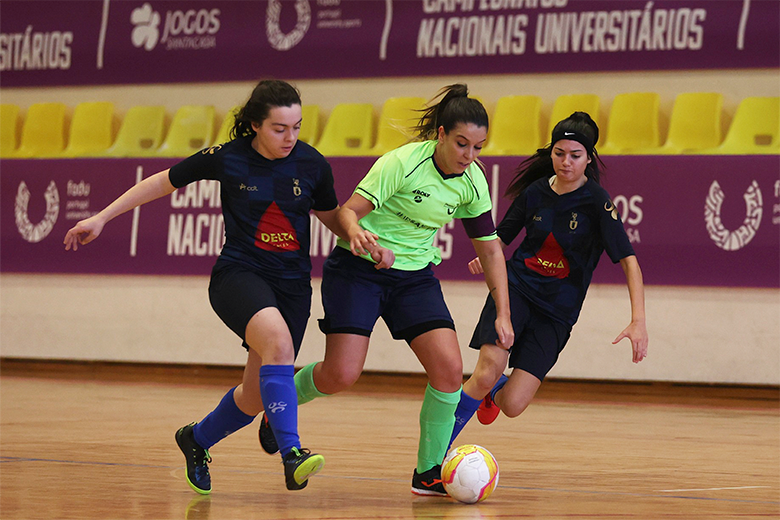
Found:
[471,368,504,396]
[319,362,361,393]
[500,395,532,418]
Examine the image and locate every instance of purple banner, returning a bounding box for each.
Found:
[1,0,778,87]
[2,155,778,287]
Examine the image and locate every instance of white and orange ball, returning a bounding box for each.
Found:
[441,444,499,504]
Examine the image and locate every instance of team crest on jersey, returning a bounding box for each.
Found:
[292,178,302,197]
[569,212,578,231]
[254,201,300,251]
[525,233,570,279]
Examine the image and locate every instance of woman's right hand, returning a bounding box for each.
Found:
[349,228,380,257]
[64,215,105,251]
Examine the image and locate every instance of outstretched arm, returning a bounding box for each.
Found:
[64,170,176,251]
[613,255,648,363]
[471,238,514,350]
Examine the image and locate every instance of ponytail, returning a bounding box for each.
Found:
[413,84,488,141]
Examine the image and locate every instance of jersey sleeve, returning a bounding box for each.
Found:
[354,152,405,210]
[311,161,339,212]
[168,146,223,188]
[453,167,492,220]
[496,195,527,245]
[597,192,635,263]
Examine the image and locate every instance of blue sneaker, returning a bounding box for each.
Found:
[176,423,212,494]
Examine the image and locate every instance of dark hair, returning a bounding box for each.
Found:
[504,111,604,199]
[413,84,489,141]
[230,79,302,139]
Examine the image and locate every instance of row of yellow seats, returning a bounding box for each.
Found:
[313,93,779,156]
[1,103,226,159]
[2,94,778,159]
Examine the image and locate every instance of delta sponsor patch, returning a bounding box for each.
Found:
[525,233,570,279]
[254,201,300,251]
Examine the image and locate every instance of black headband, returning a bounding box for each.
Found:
[551,129,594,154]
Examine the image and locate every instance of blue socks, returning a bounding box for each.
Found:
[193,386,255,450]
[448,390,482,449]
[259,364,299,457]
[448,374,509,449]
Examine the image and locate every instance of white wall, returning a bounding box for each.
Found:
[2,69,779,385]
[1,273,778,385]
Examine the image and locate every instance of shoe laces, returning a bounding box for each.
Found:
[287,447,310,462]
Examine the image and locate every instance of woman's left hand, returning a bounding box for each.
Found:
[493,314,514,350]
[370,246,395,269]
[613,320,648,363]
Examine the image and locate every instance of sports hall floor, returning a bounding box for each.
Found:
[1,360,778,520]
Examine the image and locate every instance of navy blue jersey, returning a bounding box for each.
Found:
[169,136,338,279]
[498,176,634,326]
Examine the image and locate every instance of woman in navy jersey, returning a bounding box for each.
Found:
[63,80,362,494]
[448,111,649,445]
[258,84,514,496]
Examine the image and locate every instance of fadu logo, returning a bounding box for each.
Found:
[704,180,763,251]
[131,3,161,51]
[15,181,60,243]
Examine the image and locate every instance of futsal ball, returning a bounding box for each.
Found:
[441,444,499,504]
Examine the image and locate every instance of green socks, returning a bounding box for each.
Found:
[417,383,460,473]
[294,362,330,405]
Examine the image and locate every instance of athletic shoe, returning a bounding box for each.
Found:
[283,447,324,491]
[476,392,501,425]
[411,464,447,496]
[258,413,279,455]
[477,374,508,425]
[176,422,212,495]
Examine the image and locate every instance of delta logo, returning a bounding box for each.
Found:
[254,202,300,252]
[525,233,570,279]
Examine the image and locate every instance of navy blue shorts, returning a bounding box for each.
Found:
[469,287,571,382]
[208,260,312,357]
[319,247,454,343]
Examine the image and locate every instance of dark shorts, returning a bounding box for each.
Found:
[319,247,454,343]
[469,287,571,382]
[208,260,312,357]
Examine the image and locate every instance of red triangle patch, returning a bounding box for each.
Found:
[524,233,569,279]
[254,201,300,252]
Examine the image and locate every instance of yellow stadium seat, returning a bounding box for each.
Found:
[599,92,660,155]
[316,103,375,156]
[298,104,321,145]
[62,102,116,157]
[157,105,215,157]
[711,96,779,154]
[214,106,240,145]
[0,103,20,157]
[14,102,68,158]
[548,94,600,138]
[104,105,166,157]
[482,95,543,156]
[370,97,425,155]
[657,93,723,154]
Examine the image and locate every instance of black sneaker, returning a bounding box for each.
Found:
[176,422,212,495]
[258,413,279,455]
[283,447,324,491]
[411,464,447,496]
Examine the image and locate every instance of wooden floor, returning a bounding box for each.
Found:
[1,361,778,520]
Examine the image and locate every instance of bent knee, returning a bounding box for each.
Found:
[319,365,361,393]
[501,399,531,418]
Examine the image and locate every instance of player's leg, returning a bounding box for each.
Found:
[409,327,463,496]
[480,307,571,422]
[448,343,508,446]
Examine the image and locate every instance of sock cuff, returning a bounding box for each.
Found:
[458,388,482,408]
[259,364,295,377]
[425,383,461,405]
